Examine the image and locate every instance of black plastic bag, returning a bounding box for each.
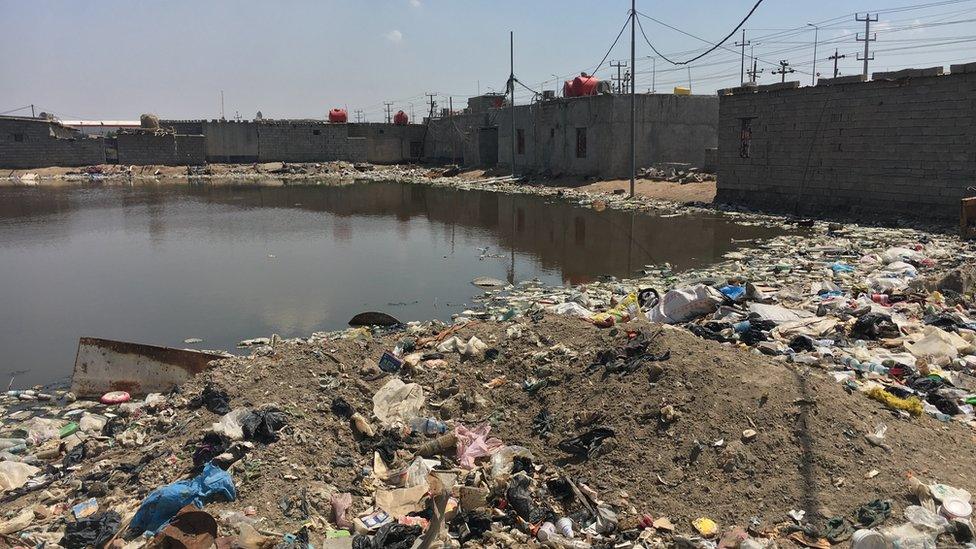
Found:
[61,511,122,549]
[190,383,231,415]
[63,442,88,468]
[558,427,615,459]
[372,523,422,549]
[505,474,538,522]
[241,408,287,443]
[851,313,899,340]
[331,396,353,418]
[193,432,229,468]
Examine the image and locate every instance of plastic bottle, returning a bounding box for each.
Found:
[0,439,26,452]
[541,533,591,549]
[556,517,574,538]
[406,417,447,436]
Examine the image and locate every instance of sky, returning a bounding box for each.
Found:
[1,0,975,121]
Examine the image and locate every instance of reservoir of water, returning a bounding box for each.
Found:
[0,180,791,385]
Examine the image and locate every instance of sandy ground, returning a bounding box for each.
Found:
[577,179,716,204]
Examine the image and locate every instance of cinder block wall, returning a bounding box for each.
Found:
[497,94,719,178]
[117,132,206,166]
[347,123,426,163]
[0,117,106,168]
[716,66,976,219]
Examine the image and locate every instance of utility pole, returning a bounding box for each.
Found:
[409,103,415,121]
[772,60,795,83]
[509,30,516,176]
[629,0,636,198]
[611,61,628,94]
[829,49,847,78]
[30,104,34,118]
[384,102,392,124]
[425,93,436,121]
[354,110,363,123]
[220,90,225,120]
[651,57,656,93]
[807,23,819,85]
[735,29,750,85]
[747,58,764,83]
[856,13,878,78]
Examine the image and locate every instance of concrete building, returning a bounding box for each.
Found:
[497,93,719,178]
[0,115,106,169]
[715,63,976,220]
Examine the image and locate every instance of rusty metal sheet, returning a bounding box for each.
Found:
[71,337,225,398]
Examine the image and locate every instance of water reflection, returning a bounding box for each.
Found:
[0,181,791,385]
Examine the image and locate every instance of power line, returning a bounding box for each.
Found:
[636,0,765,66]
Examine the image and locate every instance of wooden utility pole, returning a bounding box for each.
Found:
[828,49,847,78]
[772,60,795,83]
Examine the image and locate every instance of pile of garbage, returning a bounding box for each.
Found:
[468,227,976,431]
[637,164,714,184]
[2,305,975,548]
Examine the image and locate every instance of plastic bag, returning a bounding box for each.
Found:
[455,423,503,469]
[241,408,287,443]
[550,302,595,318]
[645,285,723,324]
[372,378,424,427]
[0,461,39,492]
[906,326,965,365]
[212,408,251,441]
[591,292,645,326]
[128,462,236,536]
[490,446,534,480]
[61,511,121,549]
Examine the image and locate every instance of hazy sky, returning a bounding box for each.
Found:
[2,0,974,120]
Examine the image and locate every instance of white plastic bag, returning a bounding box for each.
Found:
[0,461,39,492]
[212,408,251,441]
[372,378,424,426]
[646,284,724,324]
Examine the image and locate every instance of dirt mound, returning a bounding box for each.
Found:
[110,315,972,537]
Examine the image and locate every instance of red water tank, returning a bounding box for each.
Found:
[328,108,348,123]
[563,74,600,97]
[393,110,408,125]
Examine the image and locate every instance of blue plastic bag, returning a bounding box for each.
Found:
[129,462,236,536]
[718,285,745,301]
[829,262,855,273]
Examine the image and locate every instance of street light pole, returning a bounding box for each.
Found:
[807,23,819,85]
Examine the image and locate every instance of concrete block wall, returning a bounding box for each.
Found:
[426,113,489,165]
[497,94,719,178]
[117,132,206,166]
[715,69,976,219]
[347,123,425,163]
[0,116,106,168]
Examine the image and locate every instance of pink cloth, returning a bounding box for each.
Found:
[455,423,503,469]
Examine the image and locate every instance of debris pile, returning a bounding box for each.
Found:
[2,310,974,548]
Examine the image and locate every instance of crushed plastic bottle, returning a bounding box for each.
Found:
[406,417,448,436]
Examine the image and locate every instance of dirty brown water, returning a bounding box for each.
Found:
[0,180,794,386]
